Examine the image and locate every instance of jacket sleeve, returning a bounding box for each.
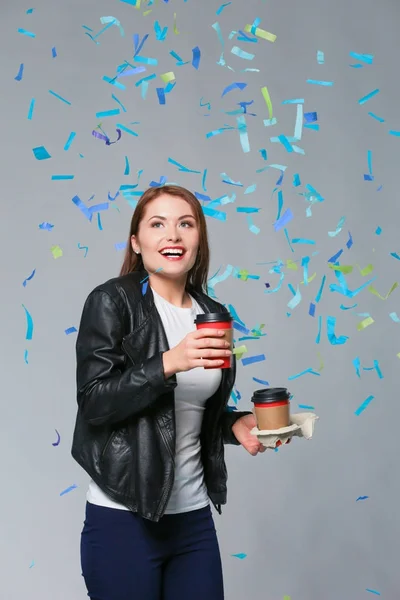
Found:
[220,410,253,445]
[76,289,177,427]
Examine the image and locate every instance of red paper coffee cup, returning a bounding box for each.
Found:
[194,312,233,369]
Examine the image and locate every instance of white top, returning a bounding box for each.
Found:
[86,287,222,514]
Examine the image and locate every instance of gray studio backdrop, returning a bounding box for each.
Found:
[1,0,399,598]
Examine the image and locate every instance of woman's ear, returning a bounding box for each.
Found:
[131,235,140,255]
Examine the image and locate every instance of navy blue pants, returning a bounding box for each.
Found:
[80,502,224,600]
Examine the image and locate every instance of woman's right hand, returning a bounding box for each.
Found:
[162,329,232,376]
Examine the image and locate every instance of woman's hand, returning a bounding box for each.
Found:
[231,414,267,456]
[232,414,292,455]
[163,329,232,376]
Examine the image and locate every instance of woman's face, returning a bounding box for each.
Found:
[131,194,200,280]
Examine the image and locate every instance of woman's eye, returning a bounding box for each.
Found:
[152,222,163,228]
[181,221,193,227]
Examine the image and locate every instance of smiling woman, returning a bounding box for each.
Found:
[73,183,258,600]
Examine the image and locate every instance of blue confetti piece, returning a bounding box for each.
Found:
[115,242,127,251]
[33,146,51,160]
[18,28,36,37]
[22,305,34,340]
[309,302,316,317]
[221,82,247,97]
[390,252,400,260]
[192,46,201,69]
[52,46,57,58]
[65,327,77,335]
[232,553,247,560]
[241,354,266,366]
[26,8,35,13]
[252,377,269,386]
[15,63,24,81]
[358,89,379,105]
[277,134,293,153]
[388,130,400,137]
[365,590,380,596]
[292,238,315,245]
[298,404,315,410]
[142,281,149,295]
[274,208,293,231]
[27,98,35,120]
[375,226,382,235]
[156,88,166,104]
[39,222,54,231]
[293,173,301,186]
[356,495,369,501]
[112,93,127,113]
[124,156,130,175]
[24,350,29,364]
[49,90,71,105]
[72,195,92,220]
[64,132,76,151]
[317,50,324,64]
[60,484,77,496]
[233,322,250,335]
[52,174,74,180]
[116,123,138,137]
[355,395,374,416]
[23,269,36,287]
[304,111,318,123]
[52,429,61,446]
[96,109,120,119]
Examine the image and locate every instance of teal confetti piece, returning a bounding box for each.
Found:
[231,46,255,60]
[246,215,260,234]
[288,368,320,380]
[282,98,304,104]
[389,312,400,322]
[365,590,380,596]
[375,226,382,235]
[27,98,35,120]
[316,315,322,344]
[317,50,325,64]
[124,156,130,175]
[168,157,201,174]
[389,130,400,137]
[18,28,36,37]
[116,123,139,137]
[202,168,208,191]
[103,75,126,90]
[22,304,34,340]
[134,56,158,65]
[78,243,88,257]
[244,183,257,194]
[216,1,231,14]
[96,109,120,118]
[64,132,76,151]
[298,404,315,410]
[358,89,379,105]
[232,553,247,560]
[306,79,333,86]
[355,395,374,416]
[237,115,250,152]
[112,93,127,112]
[49,90,71,105]
[278,134,293,153]
[287,285,301,309]
[292,238,315,245]
[202,206,226,221]
[33,146,51,160]
[350,51,374,64]
[327,316,349,345]
[293,173,301,187]
[51,174,74,180]
[368,112,385,122]
[315,275,326,303]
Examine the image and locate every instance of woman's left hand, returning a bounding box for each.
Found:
[231,414,267,456]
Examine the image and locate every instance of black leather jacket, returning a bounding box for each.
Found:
[71,271,251,522]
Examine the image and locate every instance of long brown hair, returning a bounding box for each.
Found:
[119,185,210,294]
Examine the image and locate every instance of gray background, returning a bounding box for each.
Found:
[1,0,399,598]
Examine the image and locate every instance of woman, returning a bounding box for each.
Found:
[71,185,266,600]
